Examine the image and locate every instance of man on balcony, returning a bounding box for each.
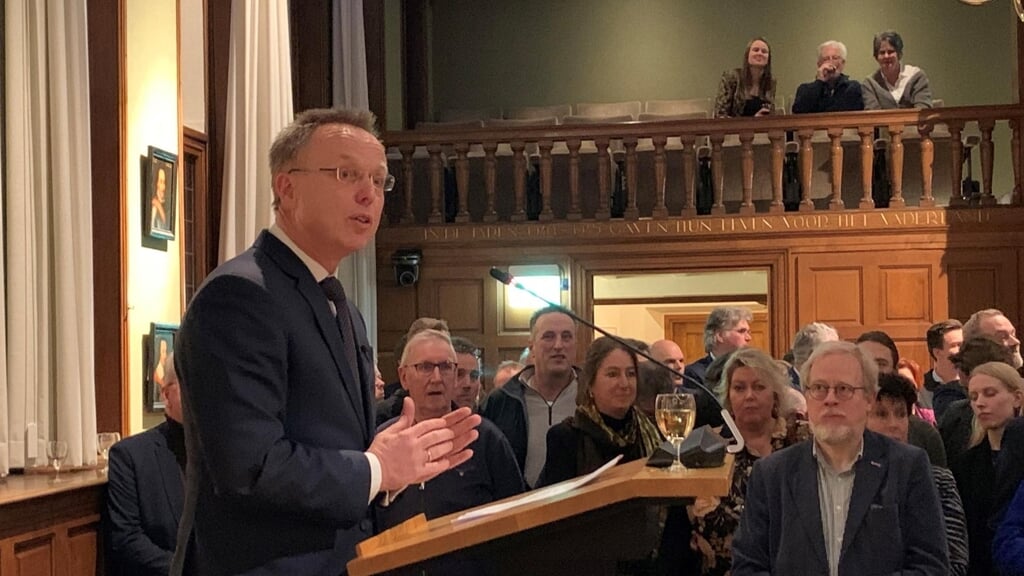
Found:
[792,40,865,114]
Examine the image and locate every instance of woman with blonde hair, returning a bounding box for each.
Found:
[952,361,1023,576]
[687,347,798,575]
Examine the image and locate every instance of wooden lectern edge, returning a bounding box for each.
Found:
[347,455,734,576]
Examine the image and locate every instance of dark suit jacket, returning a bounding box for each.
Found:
[682,354,713,388]
[103,420,188,576]
[732,430,949,575]
[176,230,377,576]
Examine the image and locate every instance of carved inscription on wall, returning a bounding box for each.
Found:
[416,209,997,242]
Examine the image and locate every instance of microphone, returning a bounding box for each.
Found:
[489,266,745,454]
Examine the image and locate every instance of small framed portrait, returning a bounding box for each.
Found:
[144,146,178,241]
[146,322,179,412]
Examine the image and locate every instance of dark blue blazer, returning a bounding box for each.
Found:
[682,354,713,387]
[732,430,949,576]
[176,230,377,576]
[103,420,187,576]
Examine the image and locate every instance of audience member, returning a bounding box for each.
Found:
[684,307,752,387]
[963,308,1022,369]
[482,305,579,487]
[654,338,723,428]
[104,355,194,576]
[922,319,964,410]
[939,336,1018,462]
[687,348,798,575]
[994,480,1024,575]
[373,364,385,401]
[856,330,947,466]
[792,40,865,114]
[732,341,949,575]
[951,361,1023,576]
[537,336,662,486]
[862,30,933,110]
[897,357,935,424]
[867,372,969,576]
[451,336,483,411]
[637,360,675,420]
[377,318,451,426]
[714,37,777,118]
[790,322,840,382]
[492,360,524,391]
[377,330,524,529]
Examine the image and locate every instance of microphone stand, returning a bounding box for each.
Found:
[489,267,745,454]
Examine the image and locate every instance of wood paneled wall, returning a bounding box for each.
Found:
[375,207,1024,382]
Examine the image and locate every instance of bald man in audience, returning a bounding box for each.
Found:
[650,339,686,388]
[492,360,524,391]
[651,338,723,428]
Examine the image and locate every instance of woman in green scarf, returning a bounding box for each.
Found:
[536,337,663,486]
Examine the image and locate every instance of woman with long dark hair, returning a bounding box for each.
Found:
[714,37,777,118]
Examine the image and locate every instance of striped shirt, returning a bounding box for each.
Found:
[814,440,863,576]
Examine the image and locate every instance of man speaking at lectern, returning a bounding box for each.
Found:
[172,108,480,576]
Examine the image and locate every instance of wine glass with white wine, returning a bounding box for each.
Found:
[47,440,69,483]
[655,393,697,472]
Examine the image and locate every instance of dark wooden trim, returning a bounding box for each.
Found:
[88,0,127,435]
[183,127,210,304]
[363,0,386,127]
[402,0,429,128]
[1018,17,1024,104]
[290,0,333,112]
[206,0,232,272]
[593,294,769,307]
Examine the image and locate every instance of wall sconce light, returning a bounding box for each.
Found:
[506,264,565,310]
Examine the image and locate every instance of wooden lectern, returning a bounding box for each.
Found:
[348,456,734,575]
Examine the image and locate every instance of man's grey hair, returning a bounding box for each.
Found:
[800,340,879,398]
[963,308,1007,341]
[818,40,848,61]
[791,322,840,370]
[399,329,454,365]
[703,307,753,353]
[268,107,380,208]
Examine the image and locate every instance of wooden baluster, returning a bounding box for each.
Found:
[681,134,697,217]
[538,140,554,220]
[827,128,844,210]
[652,135,668,218]
[710,134,725,215]
[567,138,582,220]
[482,142,498,222]
[1012,119,1022,205]
[948,121,966,207]
[510,141,527,221]
[739,132,755,215]
[919,124,935,208]
[400,144,415,224]
[798,129,814,211]
[624,137,639,219]
[454,142,471,222]
[427,144,443,224]
[858,127,874,209]
[596,137,611,220]
[979,119,996,205]
[768,130,784,213]
[888,124,906,208]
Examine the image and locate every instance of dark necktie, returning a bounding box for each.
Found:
[319,277,363,392]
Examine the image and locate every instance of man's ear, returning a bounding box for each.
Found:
[273,171,294,206]
[398,366,410,391]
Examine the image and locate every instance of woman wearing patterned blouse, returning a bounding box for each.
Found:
[688,348,798,575]
[713,38,777,118]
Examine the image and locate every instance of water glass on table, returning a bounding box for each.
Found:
[97,432,121,472]
[47,440,69,482]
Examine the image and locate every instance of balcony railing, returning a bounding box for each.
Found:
[382,105,1024,226]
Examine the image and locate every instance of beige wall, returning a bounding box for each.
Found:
[426,0,1016,116]
[126,0,182,432]
[180,0,206,132]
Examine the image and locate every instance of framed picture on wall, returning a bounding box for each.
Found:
[146,322,179,412]
[144,145,178,241]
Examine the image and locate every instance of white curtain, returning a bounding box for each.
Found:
[2,0,97,472]
[332,0,378,352]
[218,0,293,263]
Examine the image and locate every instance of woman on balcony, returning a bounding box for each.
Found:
[862,30,933,110]
[713,37,777,118]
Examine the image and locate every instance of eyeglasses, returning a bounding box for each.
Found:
[405,360,458,377]
[457,368,481,381]
[288,167,396,192]
[821,54,845,62]
[805,383,866,401]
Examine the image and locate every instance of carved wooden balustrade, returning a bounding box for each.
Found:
[382,105,1024,226]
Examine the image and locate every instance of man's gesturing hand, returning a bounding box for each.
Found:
[368,397,481,492]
